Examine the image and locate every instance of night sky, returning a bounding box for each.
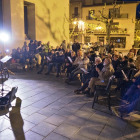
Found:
[122,0,140,18]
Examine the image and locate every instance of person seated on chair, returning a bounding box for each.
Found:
[46,51,65,77]
[65,52,89,83]
[85,57,114,97]
[112,55,120,72]
[62,51,76,77]
[59,45,65,53]
[114,56,130,79]
[74,57,103,94]
[66,50,82,76]
[37,50,56,74]
[135,55,140,69]
[115,64,140,97]
[55,46,60,52]
[65,48,71,59]
[24,46,37,69]
[15,47,25,65]
[128,58,136,69]
[112,76,140,117]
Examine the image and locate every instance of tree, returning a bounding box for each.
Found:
[90,3,121,45]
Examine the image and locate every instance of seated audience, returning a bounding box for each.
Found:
[128,58,136,68]
[74,57,103,95]
[128,51,134,59]
[24,46,37,69]
[34,40,42,66]
[112,76,140,117]
[65,51,89,83]
[15,47,24,64]
[101,53,106,62]
[63,51,76,77]
[37,50,56,74]
[65,48,71,59]
[59,45,65,53]
[46,51,65,77]
[135,55,140,69]
[114,56,130,79]
[112,55,120,71]
[115,64,140,97]
[84,57,114,97]
[129,45,136,56]
[22,41,28,52]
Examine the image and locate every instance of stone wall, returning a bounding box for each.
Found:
[0,0,69,53]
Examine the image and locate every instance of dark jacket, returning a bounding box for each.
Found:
[65,52,71,59]
[24,51,34,59]
[15,51,22,59]
[89,63,103,78]
[55,55,65,64]
[112,59,120,71]
[117,60,130,73]
[72,43,80,53]
[58,48,65,53]
[89,54,97,62]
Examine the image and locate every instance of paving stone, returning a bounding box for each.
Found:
[44,132,69,140]
[65,115,87,128]
[98,125,124,140]
[45,114,66,126]
[107,116,127,131]
[0,128,21,140]
[78,123,104,140]
[27,92,48,102]
[38,107,58,117]
[124,124,140,139]
[54,123,79,138]
[71,134,92,140]
[0,119,11,132]
[24,113,47,124]
[21,106,40,115]
[55,108,75,118]
[31,122,56,137]
[17,130,44,140]
[47,101,67,110]
[74,110,93,119]
[31,100,51,108]
[9,120,35,134]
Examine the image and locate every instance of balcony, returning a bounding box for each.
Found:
[109,13,128,19]
[72,14,80,18]
[86,16,94,20]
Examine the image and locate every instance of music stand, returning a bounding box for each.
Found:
[0,55,12,96]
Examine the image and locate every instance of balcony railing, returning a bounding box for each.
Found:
[72,14,80,18]
[109,13,128,19]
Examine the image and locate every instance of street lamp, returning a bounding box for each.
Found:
[0,32,10,57]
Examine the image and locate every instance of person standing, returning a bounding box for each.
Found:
[129,45,136,56]
[61,40,66,50]
[72,39,80,56]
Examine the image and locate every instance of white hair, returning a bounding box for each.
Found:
[95,57,102,63]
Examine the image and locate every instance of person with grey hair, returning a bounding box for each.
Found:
[74,57,103,94]
[85,57,114,97]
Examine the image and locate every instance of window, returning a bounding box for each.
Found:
[0,0,3,29]
[24,6,28,35]
[109,8,120,18]
[84,36,91,43]
[74,7,78,16]
[110,37,126,48]
[88,10,95,20]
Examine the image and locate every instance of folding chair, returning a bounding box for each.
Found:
[92,75,115,110]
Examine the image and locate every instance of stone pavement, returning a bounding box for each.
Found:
[0,70,140,140]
